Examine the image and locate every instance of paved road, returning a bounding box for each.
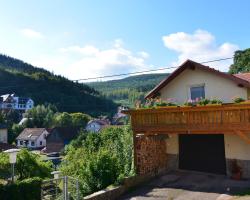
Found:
[120,171,250,200]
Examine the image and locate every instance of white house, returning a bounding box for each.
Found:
[14,96,34,111]
[145,59,250,178]
[86,119,110,133]
[0,94,34,111]
[16,128,49,149]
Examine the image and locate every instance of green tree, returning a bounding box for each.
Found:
[60,126,134,196]
[0,152,9,179]
[0,149,53,180]
[229,48,250,74]
[25,104,56,127]
[54,112,72,127]
[8,123,25,144]
[70,112,91,128]
[0,112,5,124]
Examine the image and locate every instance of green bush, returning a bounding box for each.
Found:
[0,177,42,200]
[0,149,53,180]
[60,126,134,196]
[233,97,245,103]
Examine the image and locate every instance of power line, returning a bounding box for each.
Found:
[73,57,234,82]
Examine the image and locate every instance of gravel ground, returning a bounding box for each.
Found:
[120,171,250,200]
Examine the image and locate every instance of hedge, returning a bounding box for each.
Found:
[0,177,42,200]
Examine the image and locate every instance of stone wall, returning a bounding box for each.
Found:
[166,154,179,170]
[83,171,167,200]
[135,134,168,175]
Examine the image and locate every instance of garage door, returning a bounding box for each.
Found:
[179,134,226,175]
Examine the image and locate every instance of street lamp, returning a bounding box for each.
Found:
[51,171,61,179]
[51,171,61,198]
[4,149,20,183]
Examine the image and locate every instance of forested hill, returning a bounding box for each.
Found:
[0,54,117,116]
[88,73,169,107]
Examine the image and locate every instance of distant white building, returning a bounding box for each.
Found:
[86,119,110,133]
[16,128,49,149]
[0,94,34,111]
[112,106,129,125]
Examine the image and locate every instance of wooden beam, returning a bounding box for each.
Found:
[235,130,250,144]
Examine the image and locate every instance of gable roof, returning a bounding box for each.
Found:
[87,119,110,126]
[145,60,250,99]
[233,73,250,82]
[47,127,80,141]
[16,128,47,141]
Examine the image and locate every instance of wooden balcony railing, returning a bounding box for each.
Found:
[124,104,250,135]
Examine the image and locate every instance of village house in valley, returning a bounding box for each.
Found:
[16,128,49,149]
[0,123,17,151]
[42,127,79,153]
[85,118,110,132]
[125,60,250,179]
[0,93,34,111]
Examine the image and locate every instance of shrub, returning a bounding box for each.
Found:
[0,177,42,200]
[16,149,53,180]
[0,149,53,180]
[210,98,222,104]
[197,98,210,106]
[233,97,245,103]
[60,126,134,196]
[0,153,10,179]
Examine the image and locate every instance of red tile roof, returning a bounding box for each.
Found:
[233,73,250,82]
[145,60,250,99]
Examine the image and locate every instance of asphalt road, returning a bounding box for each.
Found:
[120,171,250,200]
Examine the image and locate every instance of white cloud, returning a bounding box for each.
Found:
[20,28,44,39]
[137,51,149,59]
[31,39,151,81]
[59,45,99,56]
[162,29,239,71]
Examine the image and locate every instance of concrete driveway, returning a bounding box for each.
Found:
[120,171,250,200]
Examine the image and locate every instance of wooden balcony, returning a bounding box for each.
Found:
[124,104,250,137]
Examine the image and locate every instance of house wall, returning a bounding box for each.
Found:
[166,135,179,170]
[45,131,65,153]
[224,134,250,178]
[17,130,48,148]
[35,132,47,147]
[86,122,101,132]
[159,68,248,103]
[0,129,8,143]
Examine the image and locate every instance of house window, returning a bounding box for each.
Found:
[31,141,35,146]
[20,141,23,145]
[40,141,43,146]
[190,85,205,100]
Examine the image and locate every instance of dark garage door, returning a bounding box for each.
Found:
[179,134,226,175]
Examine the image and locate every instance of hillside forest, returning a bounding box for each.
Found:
[0,54,117,117]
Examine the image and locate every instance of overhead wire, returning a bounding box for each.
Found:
[73,57,234,82]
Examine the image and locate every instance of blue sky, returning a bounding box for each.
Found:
[0,0,250,81]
